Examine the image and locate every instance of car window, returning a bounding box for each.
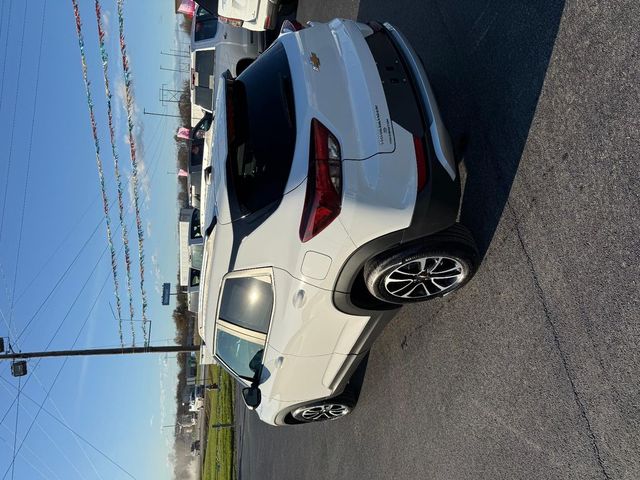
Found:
[193,114,213,140]
[215,329,263,380]
[190,209,202,239]
[194,50,215,110]
[219,276,273,334]
[228,42,296,215]
[195,0,219,16]
[189,268,201,287]
[194,86,214,111]
[194,7,218,42]
[189,139,204,169]
[191,245,204,270]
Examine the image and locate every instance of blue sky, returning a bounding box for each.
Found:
[0,1,190,478]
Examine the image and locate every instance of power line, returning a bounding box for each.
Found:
[1,263,124,480]
[0,237,116,428]
[0,0,12,115]
[10,377,20,480]
[13,196,104,304]
[8,0,48,359]
[0,0,28,244]
[0,379,89,479]
[0,216,140,431]
[0,428,57,480]
[13,209,107,344]
[0,375,137,479]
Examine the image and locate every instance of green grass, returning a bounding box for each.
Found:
[202,365,236,480]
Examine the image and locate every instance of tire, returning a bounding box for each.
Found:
[278,0,298,16]
[287,391,356,424]
[364,223,478,304]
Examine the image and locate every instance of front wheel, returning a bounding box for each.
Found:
[364,223,478,304]
[288,392,355,424]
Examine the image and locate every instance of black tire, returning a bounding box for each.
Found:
[278,0,298,16]
[364,223,478,304]
[286,391,356,424]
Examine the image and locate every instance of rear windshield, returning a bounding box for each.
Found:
[227,43,296,215]
[194,6,218,42]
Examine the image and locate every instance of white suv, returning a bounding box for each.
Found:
[198,19,479,425]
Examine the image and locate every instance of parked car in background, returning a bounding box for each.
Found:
[187,113,213,210]
[216,0,297,32]
[179,207,204,313]
[190,4,265,114]
[198,18,479,426]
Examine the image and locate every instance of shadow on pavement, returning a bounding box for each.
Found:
[357,0,566,258]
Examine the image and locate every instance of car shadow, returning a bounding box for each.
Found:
[357,0,566,258]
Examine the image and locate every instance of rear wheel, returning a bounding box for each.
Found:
[288,391,356,424]
[364,223,478,304]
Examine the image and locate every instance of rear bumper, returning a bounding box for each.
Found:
[333,23,462,315]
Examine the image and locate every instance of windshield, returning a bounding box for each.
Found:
[194,6,218,42]
[216,330,263,380]
[227,43,296,216]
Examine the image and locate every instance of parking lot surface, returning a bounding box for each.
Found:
[236,1,640,478]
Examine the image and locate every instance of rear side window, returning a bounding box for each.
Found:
[194,50,215,110]
[219,277,273,334]
[228,43,296,215]
[189,268,201,287]
[190,209,202,239]
[194,7,218,42]
[189,139,204,170]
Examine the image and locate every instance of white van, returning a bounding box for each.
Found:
[216,0,297,32]
[190,4,266,114]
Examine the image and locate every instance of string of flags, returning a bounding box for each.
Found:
[117,0,150,344]
[71,0,126,346]
[95,0,137,346]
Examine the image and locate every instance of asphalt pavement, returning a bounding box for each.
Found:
[236,1,640,479]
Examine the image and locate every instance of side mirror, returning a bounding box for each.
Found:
[242,386,261,410]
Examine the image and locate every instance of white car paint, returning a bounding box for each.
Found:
[218,0,277,32]
[197,19,459,425]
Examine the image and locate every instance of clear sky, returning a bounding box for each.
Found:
[0,1,190,478]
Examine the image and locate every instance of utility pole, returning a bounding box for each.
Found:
[0,345,199,361]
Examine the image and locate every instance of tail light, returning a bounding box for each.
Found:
[281,20,304,32]
[299,120,342,242]
[264,15,272,29]
[219,15,243,28]
[413,136,428,192]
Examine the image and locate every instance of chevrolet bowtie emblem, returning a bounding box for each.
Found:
[310,52,321,71]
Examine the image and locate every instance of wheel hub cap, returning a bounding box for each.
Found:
[294,403,350,422]
[384,256,465,299]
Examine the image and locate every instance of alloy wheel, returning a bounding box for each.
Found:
[292,403,351,422]
[383,256,466,299]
